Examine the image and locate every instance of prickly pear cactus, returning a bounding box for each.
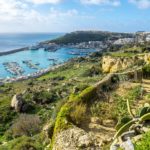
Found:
[115,116,132,131]
[139,106,150,117]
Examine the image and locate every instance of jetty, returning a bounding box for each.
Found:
[22,60,40,70]
[3,62,24,76]
[0,47,29,56]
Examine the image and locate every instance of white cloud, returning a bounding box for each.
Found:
[27,0,62,4]
[0,0,80,32]
[0,0,28,22]
[80,0,121,6]
[129,0,150,9]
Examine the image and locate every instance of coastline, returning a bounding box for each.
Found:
[0,54,92,84]
[0,62,67,85]
[0,47,29,56]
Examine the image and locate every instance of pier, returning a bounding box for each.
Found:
[22,60,40,70]
[3,62,24,76]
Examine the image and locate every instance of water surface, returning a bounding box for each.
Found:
[0,33,63,52]
[0,48,95,79]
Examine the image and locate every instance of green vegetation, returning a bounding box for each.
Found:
[0,136,43,150]
[50,31,133,44]
[143,64,150,78]
[0,54,103,149]
[70,103,87,125]
[90,86,142,123]
[134,131,150,150]
[111,93,150,149]
[0,45,150,149]
[108,52,136,57]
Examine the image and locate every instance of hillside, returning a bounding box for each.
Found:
[1,36,150,150]
[50,31,134,44]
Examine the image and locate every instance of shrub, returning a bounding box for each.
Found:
[51,76,65,81]
[90,101,117,122]
[82,66,101,77]
[0,136,43,150]
[10,114,41,137]
[70,103,87,125]
[33,91,57,104]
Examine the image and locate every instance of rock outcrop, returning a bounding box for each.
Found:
[102,53,150,73]
[11,94,24,112]
[52,127,99,150]
[102,56,136,73]
[11,93,30,112]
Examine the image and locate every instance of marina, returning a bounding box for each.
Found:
[22,60,40,70]
[0,47,96,81]
[3,62,24,76]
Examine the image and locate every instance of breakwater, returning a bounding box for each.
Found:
[0,47,29,56]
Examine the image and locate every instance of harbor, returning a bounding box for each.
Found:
[0,62,67,84]
[22,60,40,70]
[3,62,24,76]
[0,47,97,82]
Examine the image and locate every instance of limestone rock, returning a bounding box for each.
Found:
[11,94,24,112]
[102,55,144,73]
[102,56,131,73]
[52,127,99,150]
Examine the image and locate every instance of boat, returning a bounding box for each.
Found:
[68,51,80,55]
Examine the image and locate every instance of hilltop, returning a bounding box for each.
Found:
[50,31,134,44]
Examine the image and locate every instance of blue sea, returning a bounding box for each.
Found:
[0,33,63,52]
[0,33,96,79]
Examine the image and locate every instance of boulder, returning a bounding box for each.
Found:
[52,127,99,150]
[11,94,24,112]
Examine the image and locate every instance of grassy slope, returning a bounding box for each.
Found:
[0,56,102,143]
[0,51,150,149]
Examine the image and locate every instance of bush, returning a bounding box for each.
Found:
[10,114,41,138]
[0,136,43,150]
[90,101,117,122]
[82,66,101,77]
[70,103,87,125]
[33,91,57,104]
[51,76,65,81]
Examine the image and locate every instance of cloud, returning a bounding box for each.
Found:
[129,0,150,9]
[27,0,62,4]
[0,0,28,22]
[0,0,80,32]
[80,0,121,6]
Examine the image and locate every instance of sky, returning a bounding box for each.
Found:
[0,0,150,33]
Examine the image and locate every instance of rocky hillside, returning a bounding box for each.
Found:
[1,50,150,150]
[102,53,150,73]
